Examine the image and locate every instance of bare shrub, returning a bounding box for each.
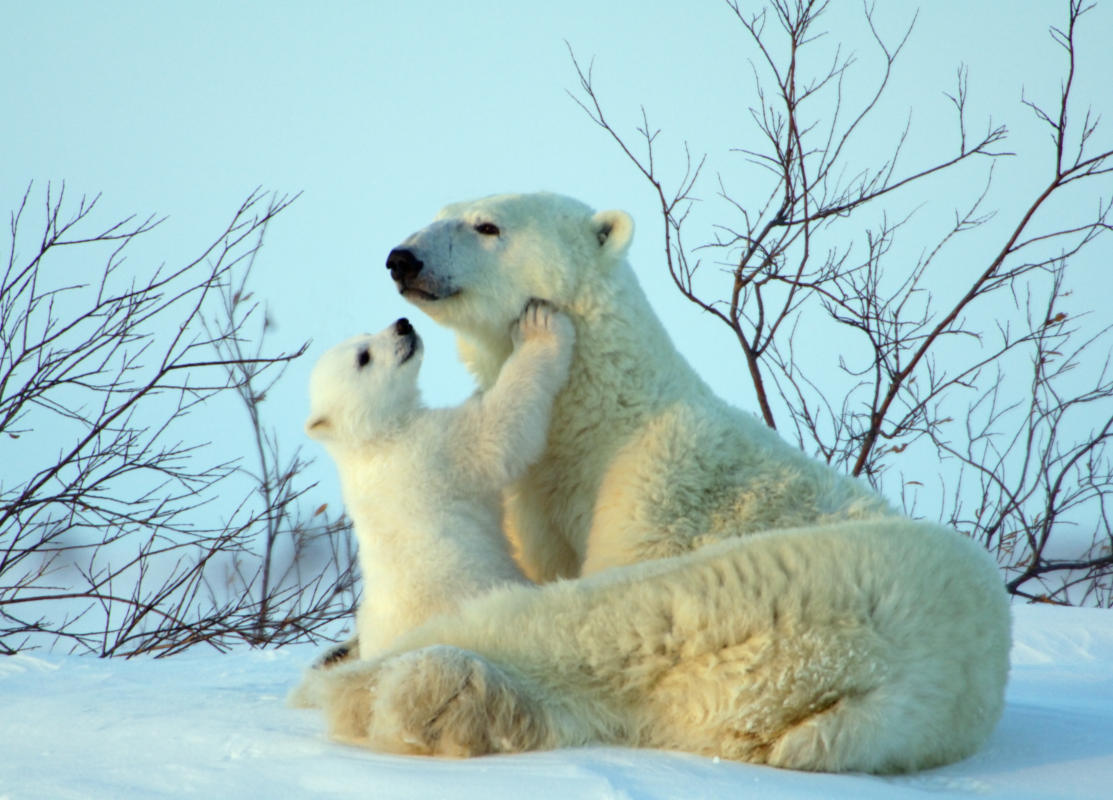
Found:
[1,184,357,655]
[569,0,1113,604]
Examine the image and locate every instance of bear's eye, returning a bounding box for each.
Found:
[474,222,500,236]
[357,348,371,368]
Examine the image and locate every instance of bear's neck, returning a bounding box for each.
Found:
[459,263,702,397]
[568,263,708,414]
[458,334,513,391]
[460,260,711,448]
[325,417,417,480]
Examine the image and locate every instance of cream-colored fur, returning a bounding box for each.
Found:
[300,192,1011,773]
[292,303,572,697]
[318,517,1007,773]
[389,193,894,580]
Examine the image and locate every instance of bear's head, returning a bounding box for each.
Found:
[386,192,633,379]
[306,317,423,447]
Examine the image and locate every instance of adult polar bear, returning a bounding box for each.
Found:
[314,192,1009,773]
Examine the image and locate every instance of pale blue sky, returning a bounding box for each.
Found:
[4,1,1110,514]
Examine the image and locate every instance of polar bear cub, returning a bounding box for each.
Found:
[305,302,574,659]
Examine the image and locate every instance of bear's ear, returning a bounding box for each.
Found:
[590,209,634,258]
[305,415,331,440]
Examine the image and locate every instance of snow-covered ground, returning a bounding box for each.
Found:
[2,604,1110,800]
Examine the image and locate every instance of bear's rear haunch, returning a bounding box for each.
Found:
[295,192,1010,773]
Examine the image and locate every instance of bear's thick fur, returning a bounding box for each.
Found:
[302,192,1010,773]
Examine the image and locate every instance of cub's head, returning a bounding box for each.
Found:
[385,192,633,346]
[306,317,423,447]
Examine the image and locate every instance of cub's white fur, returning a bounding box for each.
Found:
[297,303,572,665]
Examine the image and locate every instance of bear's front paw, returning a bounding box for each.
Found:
[366,645,551,757]
[512,298,574,349]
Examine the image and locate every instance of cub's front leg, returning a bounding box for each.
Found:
[467,299,575,486]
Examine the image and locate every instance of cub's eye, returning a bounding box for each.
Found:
[357,348,371,368]
[474,222,500,236]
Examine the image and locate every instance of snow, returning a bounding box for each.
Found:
[2,604,1111,800]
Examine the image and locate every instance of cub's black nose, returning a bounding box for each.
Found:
[395,318,413,336]
[386,248,422,282]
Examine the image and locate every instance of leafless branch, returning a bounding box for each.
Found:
[1,185,358,655]
[569,0,1113,604]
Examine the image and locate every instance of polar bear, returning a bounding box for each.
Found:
[300,304,571,660]
[302,192,1010,773]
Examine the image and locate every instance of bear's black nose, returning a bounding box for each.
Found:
[386,248,423,283]
[395,318,413,336]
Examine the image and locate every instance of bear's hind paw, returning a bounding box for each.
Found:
[367,645,550,757]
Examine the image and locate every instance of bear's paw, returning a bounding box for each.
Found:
[366,645,551,757]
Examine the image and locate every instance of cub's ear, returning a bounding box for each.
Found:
[590,209,634,258]
[305,415,331,440]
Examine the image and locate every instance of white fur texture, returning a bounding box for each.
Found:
[302,192,1011,773]
[299,305,572,662]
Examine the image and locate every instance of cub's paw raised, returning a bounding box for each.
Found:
[512,299,574,349]
[366,645,551,757]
